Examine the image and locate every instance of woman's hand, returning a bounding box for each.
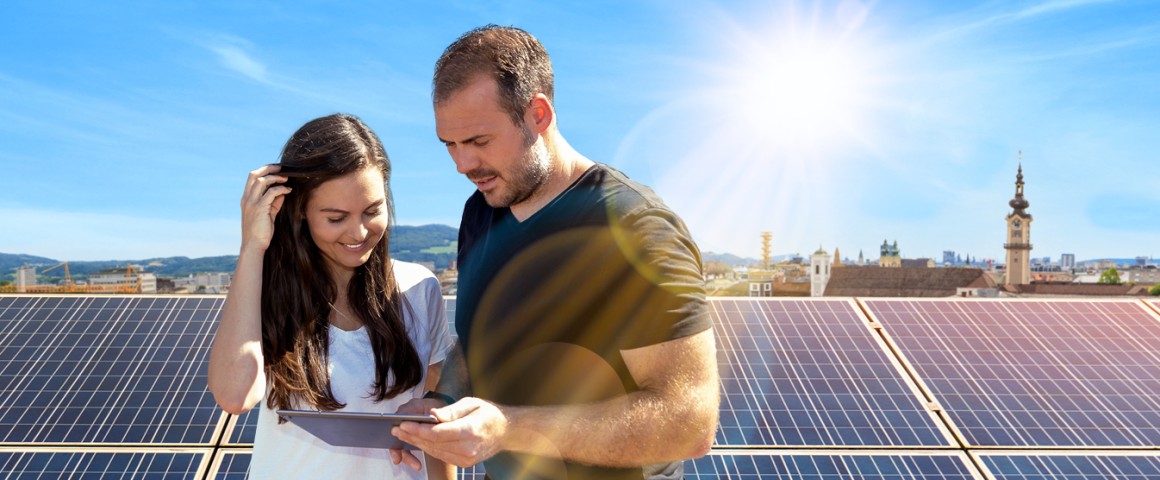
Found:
[241,164,291,252]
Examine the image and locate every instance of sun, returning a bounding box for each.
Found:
[716,24,877,154]
[736,45,866,146]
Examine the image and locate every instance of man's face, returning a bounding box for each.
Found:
[435,76,550,209]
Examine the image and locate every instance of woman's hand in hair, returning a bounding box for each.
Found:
[241,164,291,252]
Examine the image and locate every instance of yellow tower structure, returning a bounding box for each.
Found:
[760,232,772,268]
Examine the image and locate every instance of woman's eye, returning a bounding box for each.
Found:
[327,217,345,224]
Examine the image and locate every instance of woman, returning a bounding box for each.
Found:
[208,113,454,479]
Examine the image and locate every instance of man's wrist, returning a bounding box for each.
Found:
[423,390,456,405]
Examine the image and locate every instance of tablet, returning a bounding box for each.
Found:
[276,409,438,450]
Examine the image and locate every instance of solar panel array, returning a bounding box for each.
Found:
[862,299,1160,448]
[3,294,1159,479]
[712,299,950,447]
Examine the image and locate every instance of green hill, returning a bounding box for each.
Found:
[0,224,460,283]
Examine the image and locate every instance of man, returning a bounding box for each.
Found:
[392,25,719,479]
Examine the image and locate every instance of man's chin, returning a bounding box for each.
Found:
[481,190,513,209]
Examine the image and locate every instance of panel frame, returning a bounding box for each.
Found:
[0,446,212,478]
[971,449,1160,479]
[690,449,987,479]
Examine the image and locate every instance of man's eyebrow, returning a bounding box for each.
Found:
[439,134,485,145]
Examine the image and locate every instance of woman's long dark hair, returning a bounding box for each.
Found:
[262,113,421,411]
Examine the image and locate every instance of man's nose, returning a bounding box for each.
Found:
[453,149,480,175]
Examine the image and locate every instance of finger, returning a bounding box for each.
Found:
[247,175,289,203]
[245,165,279,195]
[400,450,423,472]
[270,191,287,218]
[430,399,477,423]
[249,164,282,178]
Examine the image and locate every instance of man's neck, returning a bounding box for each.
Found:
[510,136,593,222]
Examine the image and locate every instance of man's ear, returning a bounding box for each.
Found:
[526,93,554,134]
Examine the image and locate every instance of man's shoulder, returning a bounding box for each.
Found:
[588,164,672,218]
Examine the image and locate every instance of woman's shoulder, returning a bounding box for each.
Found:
[390,259,439,292]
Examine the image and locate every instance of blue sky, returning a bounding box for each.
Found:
[1,0,1157,263]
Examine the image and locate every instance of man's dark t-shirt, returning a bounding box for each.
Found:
[455,164,711,480]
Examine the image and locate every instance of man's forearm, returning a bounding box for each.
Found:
[499,330,719,467]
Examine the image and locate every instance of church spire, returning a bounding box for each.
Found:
[1009,158,1030,218]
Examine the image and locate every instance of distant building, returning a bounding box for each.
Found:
[879,240,901,268]
[1002,283,1149,297]
[89,269,158,294]
[15,266,36,292]
[1136,256,1152,267]
[901,258,935,268]
[943,251,956,266]
[1003,163,1033,286]
[823,267,996,297]
[175,272,232,294]
[810,247,832,297]
[1127,268,1160,285]
[1060,253,1076,270]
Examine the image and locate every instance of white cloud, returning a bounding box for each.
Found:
[209,43,269,82]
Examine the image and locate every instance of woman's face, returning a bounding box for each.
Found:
[304,166,389,277]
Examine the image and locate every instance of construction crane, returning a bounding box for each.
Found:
[41,262,75,290]
[2,262,144,294]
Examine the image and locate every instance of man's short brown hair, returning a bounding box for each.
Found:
[433,25,554,126]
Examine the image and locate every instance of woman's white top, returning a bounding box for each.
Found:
[249,260,454,479]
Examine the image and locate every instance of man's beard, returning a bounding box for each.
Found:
[482,126,552,209]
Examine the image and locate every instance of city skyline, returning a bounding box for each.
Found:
[2,1,1158,262]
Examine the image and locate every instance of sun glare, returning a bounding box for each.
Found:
[613,3,889,257]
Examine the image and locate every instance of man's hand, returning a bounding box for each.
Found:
[393,397,510,468]
[388,398,447,471]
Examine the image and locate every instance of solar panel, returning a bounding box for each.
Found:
[686,451,982,479]
[712,299,951,447]
[221,410,257,446]
[0,448,210,479]
[207,449,250,480]
[975,452,1160,479]
[0,295,226,445]
[862,299,1160,447]
[1148,299,1160,314]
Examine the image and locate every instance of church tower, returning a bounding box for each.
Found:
[810,247,832,297]
[1004,162,1033,285]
